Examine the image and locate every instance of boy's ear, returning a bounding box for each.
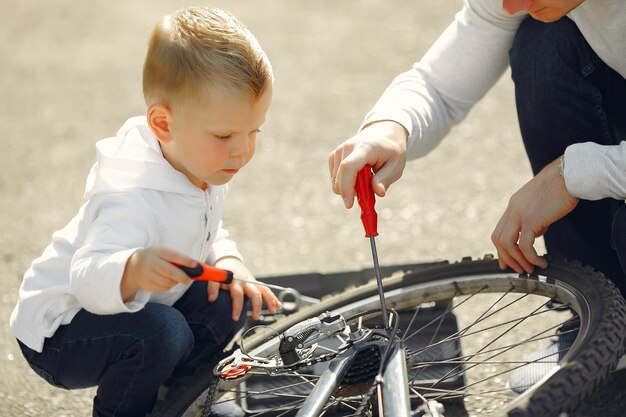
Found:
[147,104,172,143]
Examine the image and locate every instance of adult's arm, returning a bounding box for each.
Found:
[331,0,526,205]
[491,142,626,273]
[363,0,526,159]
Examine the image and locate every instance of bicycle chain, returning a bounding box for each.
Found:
[200,378,219,417]
[352,381,377,417]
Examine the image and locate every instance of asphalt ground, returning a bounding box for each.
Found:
[1,1,623,415]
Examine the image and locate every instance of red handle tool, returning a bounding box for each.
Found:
[176,262,234,284]
[355,164,378,238]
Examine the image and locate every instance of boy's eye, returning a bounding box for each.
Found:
[215,134,232,140]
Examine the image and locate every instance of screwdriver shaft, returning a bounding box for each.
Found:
[370,236,390,330]
[230,277,289,292]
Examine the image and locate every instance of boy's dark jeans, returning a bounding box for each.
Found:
[17,281,247,417]
[510,16,626,295]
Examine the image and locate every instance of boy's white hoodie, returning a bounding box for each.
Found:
[10,116,243,352]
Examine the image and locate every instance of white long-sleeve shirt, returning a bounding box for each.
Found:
[363,0,626,200]
[10,117,243,352]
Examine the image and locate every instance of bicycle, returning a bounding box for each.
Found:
[150,255,626,417]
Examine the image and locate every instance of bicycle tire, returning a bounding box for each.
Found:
[151,256,626,417]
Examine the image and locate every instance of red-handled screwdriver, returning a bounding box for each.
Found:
[175,262,288,292]
[355,165,390,330]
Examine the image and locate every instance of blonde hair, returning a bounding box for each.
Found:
[143,7,273,107]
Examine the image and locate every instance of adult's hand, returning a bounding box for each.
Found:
[328,121,408,208]
[492,157,579,273]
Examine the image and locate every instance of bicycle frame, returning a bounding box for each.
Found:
[296,337,411,417]
[381,341,412,417]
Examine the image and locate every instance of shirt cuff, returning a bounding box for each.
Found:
[564,142,626,201]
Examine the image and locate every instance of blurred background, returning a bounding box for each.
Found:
[0,1,533,415]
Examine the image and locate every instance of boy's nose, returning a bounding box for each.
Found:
[231,135,251,157]
[502,0,532,14]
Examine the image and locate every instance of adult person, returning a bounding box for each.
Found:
[329,0,626,296]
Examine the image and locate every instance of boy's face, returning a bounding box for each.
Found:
[160,85,272,189]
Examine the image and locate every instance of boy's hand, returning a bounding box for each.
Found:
[122,247,195,302]
[213,257,281,321]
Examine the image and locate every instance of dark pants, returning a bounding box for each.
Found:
[509,16,626,295]
[18,282,247,417]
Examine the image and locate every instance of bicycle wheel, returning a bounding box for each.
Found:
[153,257,626,417]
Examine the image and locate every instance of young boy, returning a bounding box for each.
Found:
[10,7,279,417]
